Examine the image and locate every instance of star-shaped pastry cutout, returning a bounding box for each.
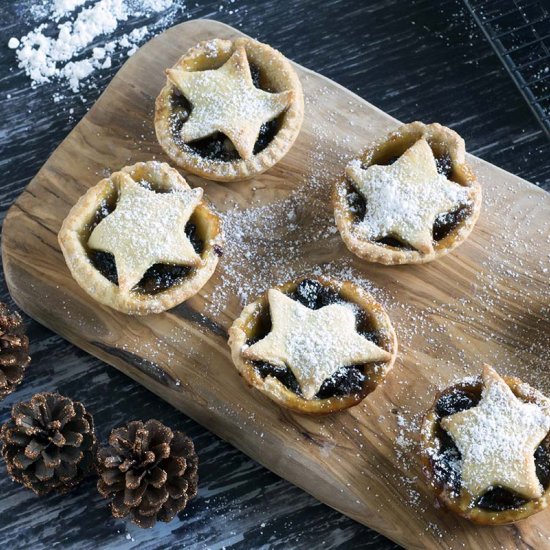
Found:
[346,138,471,254]
[88,174,203,293]
[441,365,550,500]
[242,289,391,400]
[167,46,293,160]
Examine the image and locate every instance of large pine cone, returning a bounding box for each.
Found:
[0,303,30,399]
[97,419,199,528]
[0,392,96,495]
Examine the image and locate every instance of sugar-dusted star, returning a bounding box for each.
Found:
[166,46,293,159]
[441,365,550,500]
[346,138,471,254]
[88,173,203,293]
[242,289,391,399]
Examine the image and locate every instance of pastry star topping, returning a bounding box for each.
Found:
[166,46,293,160]
[88,174,203,293]
[346,138,470,254]
[242,289,391,400]
[441,365,550,500]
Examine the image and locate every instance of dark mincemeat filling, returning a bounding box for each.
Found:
[347,152,471,250]
[169,63,281,162]
[433,387,550,511]
[87,187,204,294]
[246,279,382,400]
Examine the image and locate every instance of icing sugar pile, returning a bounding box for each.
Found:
[52,0,88,19]
[7,0,180,94]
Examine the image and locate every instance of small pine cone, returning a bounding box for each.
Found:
[97,419,199,528]
[0,392,96,495]
[0,303,30,400]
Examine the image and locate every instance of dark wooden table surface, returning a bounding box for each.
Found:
[1,1,549,548]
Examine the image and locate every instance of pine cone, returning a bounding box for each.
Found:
[97,419,199,528]
[0,303,30,399]
[0,392,96,495]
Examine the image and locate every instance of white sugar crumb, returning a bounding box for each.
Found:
[52,0,88,19]
[203,39,219,58]
[9,0,181,96]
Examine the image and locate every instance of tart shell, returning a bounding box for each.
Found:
[420,372,550,525]
[333,121,482,265]
[58,161,223,315]
[154,37,304,182]
[228,276,398,414]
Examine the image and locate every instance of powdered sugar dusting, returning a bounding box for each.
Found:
[244,290,389,399]
[52,0,88,20]
[201,86,388,313]
[203,107,390,314]
[8,0,182,94]
[346,139,471,251]
[168,47,291,159]
[440,367,550,499]
[88,178,202,292]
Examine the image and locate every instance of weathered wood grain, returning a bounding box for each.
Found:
[3,17,550,550]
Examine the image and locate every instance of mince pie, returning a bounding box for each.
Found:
[333,122,482,265]
[58,161,222,315]
[228,277,397,414]
[155,37,304,182]
[421,365,550,525]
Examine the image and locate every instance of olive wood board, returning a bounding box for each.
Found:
[3,19,550,550]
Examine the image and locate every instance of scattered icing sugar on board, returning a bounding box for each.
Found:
[202,114,391,314]
[8,0,180,95]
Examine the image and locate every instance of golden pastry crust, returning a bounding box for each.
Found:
[333,121,482,265]
[421,373,550,525]
[58,161,223,315]
[154,37,304,182]
[228,276,398,414]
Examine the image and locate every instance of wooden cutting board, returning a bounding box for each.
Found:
[3,19,550,549]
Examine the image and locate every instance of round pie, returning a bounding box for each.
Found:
[228,277,397,414]
[421,365,550,525]
[58,161,223,315]
[155,37,304,182]
[333,121,482,265]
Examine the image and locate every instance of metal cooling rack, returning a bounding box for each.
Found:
[463,0,550,138]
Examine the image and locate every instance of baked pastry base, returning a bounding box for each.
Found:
[421,374,550,525]
[228,276,398,414]
[333,121,482,265]
[58,161,222,315]
[155,37,304,182]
